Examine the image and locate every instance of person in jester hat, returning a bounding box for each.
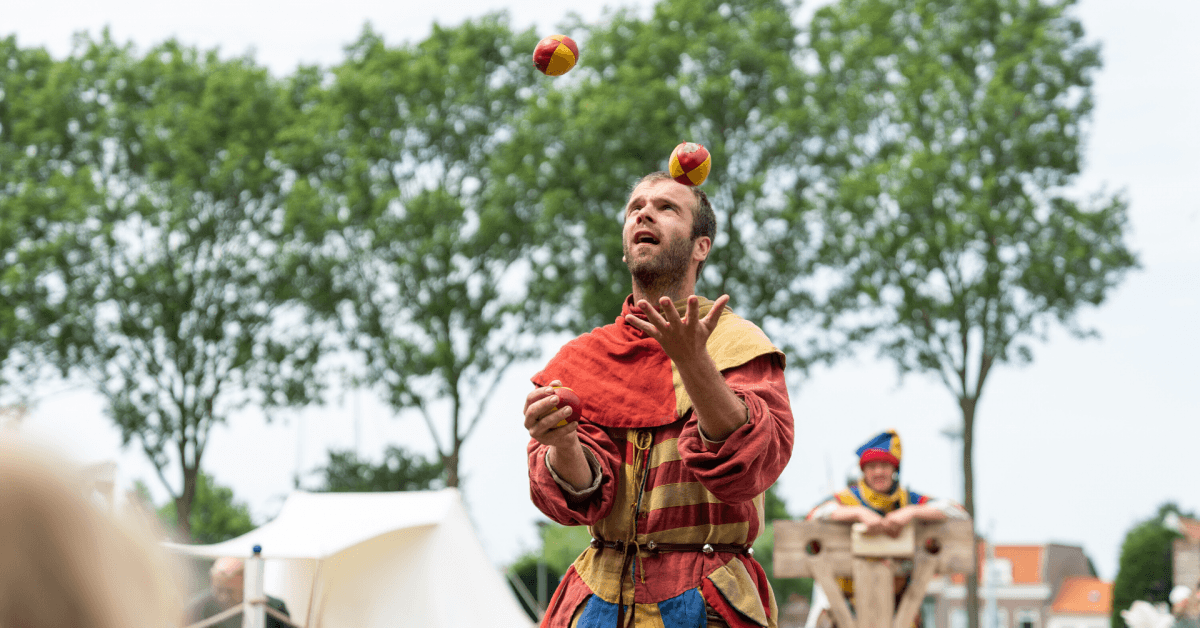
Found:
[524,172,794,628]
[806,430,966,626]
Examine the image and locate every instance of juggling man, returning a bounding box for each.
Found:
[524,171,794,627]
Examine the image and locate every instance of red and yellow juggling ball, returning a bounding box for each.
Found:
[533,35,579,76]
[668,142,711,186]
[551,386,582,428]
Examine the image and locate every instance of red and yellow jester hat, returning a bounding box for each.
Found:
[856,429,902,469]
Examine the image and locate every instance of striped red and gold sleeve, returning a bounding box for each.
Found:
[678,353,793,504]
[527,420,623,526]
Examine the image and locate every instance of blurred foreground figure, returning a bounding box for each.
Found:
[1172,585,1200,628]
[0,435,182,628]
[1123,600,1176,628]
[185,557,291,628]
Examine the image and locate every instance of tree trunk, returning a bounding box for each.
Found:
[177,464,198,538]
[445,446,460,488]
[962,395,980,628]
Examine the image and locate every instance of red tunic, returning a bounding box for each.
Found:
[527,296,794,627]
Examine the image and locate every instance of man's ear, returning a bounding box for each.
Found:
[692,236,711,264]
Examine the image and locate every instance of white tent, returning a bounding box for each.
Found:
[168,488,534,628]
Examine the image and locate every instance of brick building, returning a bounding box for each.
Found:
[925,543,1110,628]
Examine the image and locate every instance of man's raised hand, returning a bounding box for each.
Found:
[625,294,729,364]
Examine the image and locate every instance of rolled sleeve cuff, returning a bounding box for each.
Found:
[927,499,970,519]
[696,399,750,452]
[545,445,603,503]
[807,500,840,521]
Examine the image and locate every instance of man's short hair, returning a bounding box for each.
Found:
[211,557,245,577]
[631,172,716,276]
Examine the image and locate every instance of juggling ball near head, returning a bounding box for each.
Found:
[551,386,582,428]
[669,142,711,186]
[533,35,579,76]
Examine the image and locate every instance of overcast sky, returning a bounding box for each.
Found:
[6,0,1199,581]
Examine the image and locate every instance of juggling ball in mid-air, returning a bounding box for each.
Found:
[533,35,579,76]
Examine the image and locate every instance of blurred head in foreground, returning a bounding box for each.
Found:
[0,436,183,628]
[210,557,245,609]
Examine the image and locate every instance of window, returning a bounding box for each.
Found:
[981,608,1009,628]
[1016,608,1039,628]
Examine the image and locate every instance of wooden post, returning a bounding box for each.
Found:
[774,520,975,628]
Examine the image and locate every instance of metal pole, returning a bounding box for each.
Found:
[536,520,549,610]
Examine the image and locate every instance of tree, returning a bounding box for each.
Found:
[805,0,1138,623]
[0,38,101,399]
[153,473,256,545]
[1111,503,1194,628]
[55,35,327,537]
[504,0,826,366]
[311,446,444,492]
[282,17,547,488]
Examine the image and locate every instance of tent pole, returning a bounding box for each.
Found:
[244,545,266,628]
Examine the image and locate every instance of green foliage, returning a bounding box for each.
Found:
[153,473,256,544]
[501,0,829,368]
[1111,503,1194,628]
[0,37,103,396]
[541,522,595,575]
[282,16,549,487]
[49,34,328,535]
[311,446,445,492]
[808,0,1137,386]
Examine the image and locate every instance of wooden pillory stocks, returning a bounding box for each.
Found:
[774,520,975,628]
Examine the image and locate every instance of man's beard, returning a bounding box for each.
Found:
[624,235,693,297]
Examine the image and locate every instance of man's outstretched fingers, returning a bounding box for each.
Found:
[705,294,730,326]
[659,296,684,325]
[685,295,701,326]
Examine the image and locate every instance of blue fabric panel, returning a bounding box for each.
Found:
[658,588,706,628]
[576,595,622,628]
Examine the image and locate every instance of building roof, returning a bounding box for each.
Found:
[996,545,1045,584]
[951,544,1045,585]
[1179,517,1200,542]
[1051,577,1112,614]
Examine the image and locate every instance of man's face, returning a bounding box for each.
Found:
[622,178,704,291]
[863,460,897,493]
[212,570,244,609]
